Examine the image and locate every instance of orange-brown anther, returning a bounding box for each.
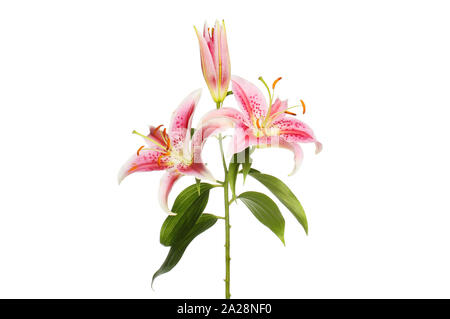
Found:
[300,100,306,114]
[272,77,282,89]
[284,111,297,116]
[154,124,163,133]
[256,118,262,129]
[128,164,139,172]
[157,154,164,167]
[136,145,145,156]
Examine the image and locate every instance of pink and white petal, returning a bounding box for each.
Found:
[118,150,167,184]
[169,89,202,149]
[278,139,304,176]
[202,22,214,59]
[145,125,166,147]
[227,126,258,155]
[217,20,231,100]
[274,117,317,143]
[178,162,216,182]
[159,170,182,215]
[268,98,289,120]
[192,117,235,163]
[195,27,218,97]
[200,107,250,128]
[315,141,323,154]
[231,75,268,120]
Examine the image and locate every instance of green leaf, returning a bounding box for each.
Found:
[160,183,214,246]
[241,148,252,183]
[190,127,195,138]
[248,169,308,235]
[152,214,218,286]
[195,178,201,195]
[238,191,285,244]
[228,153,240,200]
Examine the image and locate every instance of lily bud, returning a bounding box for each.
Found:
[194,20,231,104]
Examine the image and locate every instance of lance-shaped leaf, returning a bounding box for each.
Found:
[228,153,240,200]
[152,214,218,286]
[241,147,252,183]
[238,191,285,244]
[248,169,308,235]
[160,183,215,246]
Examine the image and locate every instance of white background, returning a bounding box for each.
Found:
[1,0,450,299]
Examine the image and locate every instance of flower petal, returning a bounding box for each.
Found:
[169,89,202,150]
[216,20,231,100]
[274,117,317,143]
[200,107,250,127]
[159,170,182,214]
[231,75,268,121]
[192,117,235,163]
[118,150,168,184]
[268,98,289,121]
[278,139,304,176]
[178,162,215,182]
[195,26,218,100]
[145,125,166,148]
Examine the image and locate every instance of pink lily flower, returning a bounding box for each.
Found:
[200,76,322,175]
[194,20,231,103]
[118,89,216,214]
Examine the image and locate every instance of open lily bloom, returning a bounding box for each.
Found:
[200,76,322,175]
[118,89,215,214]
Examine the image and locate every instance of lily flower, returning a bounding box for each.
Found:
[194,20,231,104]
[118,89,215,214]
[200,75,322,175]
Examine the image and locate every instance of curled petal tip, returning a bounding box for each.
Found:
[315,142,323,154]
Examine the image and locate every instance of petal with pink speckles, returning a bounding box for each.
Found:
[168,89,202,150]
[274,117,317,143]
[268,98,289,121]
[231,75,268,120]
[118,149,169,184]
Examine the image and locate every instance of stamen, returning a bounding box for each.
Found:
[272,77,282,89]
[154,124,163,133]
[132,130,166,149]
[161,128,171,150]
[157,154,166,167]
[284,111,297,116]
[301,100,306,114]
[128,164,139,172]
[256,118,262,129]
[136,145,145,156]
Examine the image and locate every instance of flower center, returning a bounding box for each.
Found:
[252,117,280,138]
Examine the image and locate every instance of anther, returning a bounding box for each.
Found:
[272,77,282,89]
[154,124,163,133]
[301,99,306,114]
[128,164,138,172]
[284,111,297,116]
[136,145,145,156]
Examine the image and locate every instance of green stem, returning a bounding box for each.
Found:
[217,101,231,299]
